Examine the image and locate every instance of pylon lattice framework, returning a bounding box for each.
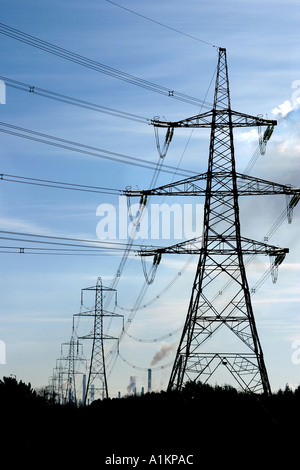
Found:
[58,332,86,404]
[75,277,121,403]
[126,48,300,395]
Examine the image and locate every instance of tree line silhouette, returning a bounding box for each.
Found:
[0,376,299,465]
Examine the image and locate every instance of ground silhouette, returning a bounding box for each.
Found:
[0,377,298,466]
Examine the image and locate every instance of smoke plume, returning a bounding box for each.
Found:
[127,375,136,394]
[151,342,176,366]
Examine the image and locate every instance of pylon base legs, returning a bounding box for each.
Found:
[169,352,271,395]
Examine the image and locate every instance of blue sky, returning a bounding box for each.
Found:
[0,0,299,397]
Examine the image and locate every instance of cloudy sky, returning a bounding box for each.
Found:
[0,0,299,397]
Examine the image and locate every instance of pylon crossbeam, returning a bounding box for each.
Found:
[151,110,276,129]
[124,173,299,198]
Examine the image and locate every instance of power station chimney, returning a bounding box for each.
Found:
[90,384,95,402]
[148,368,152,393]
[82,374,86,404]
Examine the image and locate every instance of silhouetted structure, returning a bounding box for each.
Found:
[126,48,300,394]
[75,277,122,403]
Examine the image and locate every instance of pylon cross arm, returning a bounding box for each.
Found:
[151,110,276,129]
[229,111,276,128]
[138,236,288,257]
[236,174,300,196]
[124,173,300,198]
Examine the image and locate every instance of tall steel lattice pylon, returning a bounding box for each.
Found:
[168,48,272,395]
[126,48,300,394]
[75,277,121,403]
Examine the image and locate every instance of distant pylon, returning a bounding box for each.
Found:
[126,48,300,394]
[65,329,77,404]
[75,277,122,403]
[60,326,86,404]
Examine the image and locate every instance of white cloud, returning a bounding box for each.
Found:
[235,128,258,143]
[0,217,48,234]
[272,99,300,119]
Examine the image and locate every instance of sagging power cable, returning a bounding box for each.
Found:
[0,121,195,177]
[105,0,218,48]
[0,172,122,195]
[0,22,214,109]
[0,75,149,125]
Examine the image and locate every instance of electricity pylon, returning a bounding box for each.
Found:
[126,48,300,394]
[75,277,121,403]
[59,327,86,404]
[55,358,66,404]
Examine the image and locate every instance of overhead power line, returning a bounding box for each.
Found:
[105,0,218,48]
[0,229,169,253]
[0,75,149,124]
[0,229,139,250]
[118,352,173,372]
[0,22,214,109]
[0,172,122,195]
[0,246,114,256]
[0,121,195,177]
